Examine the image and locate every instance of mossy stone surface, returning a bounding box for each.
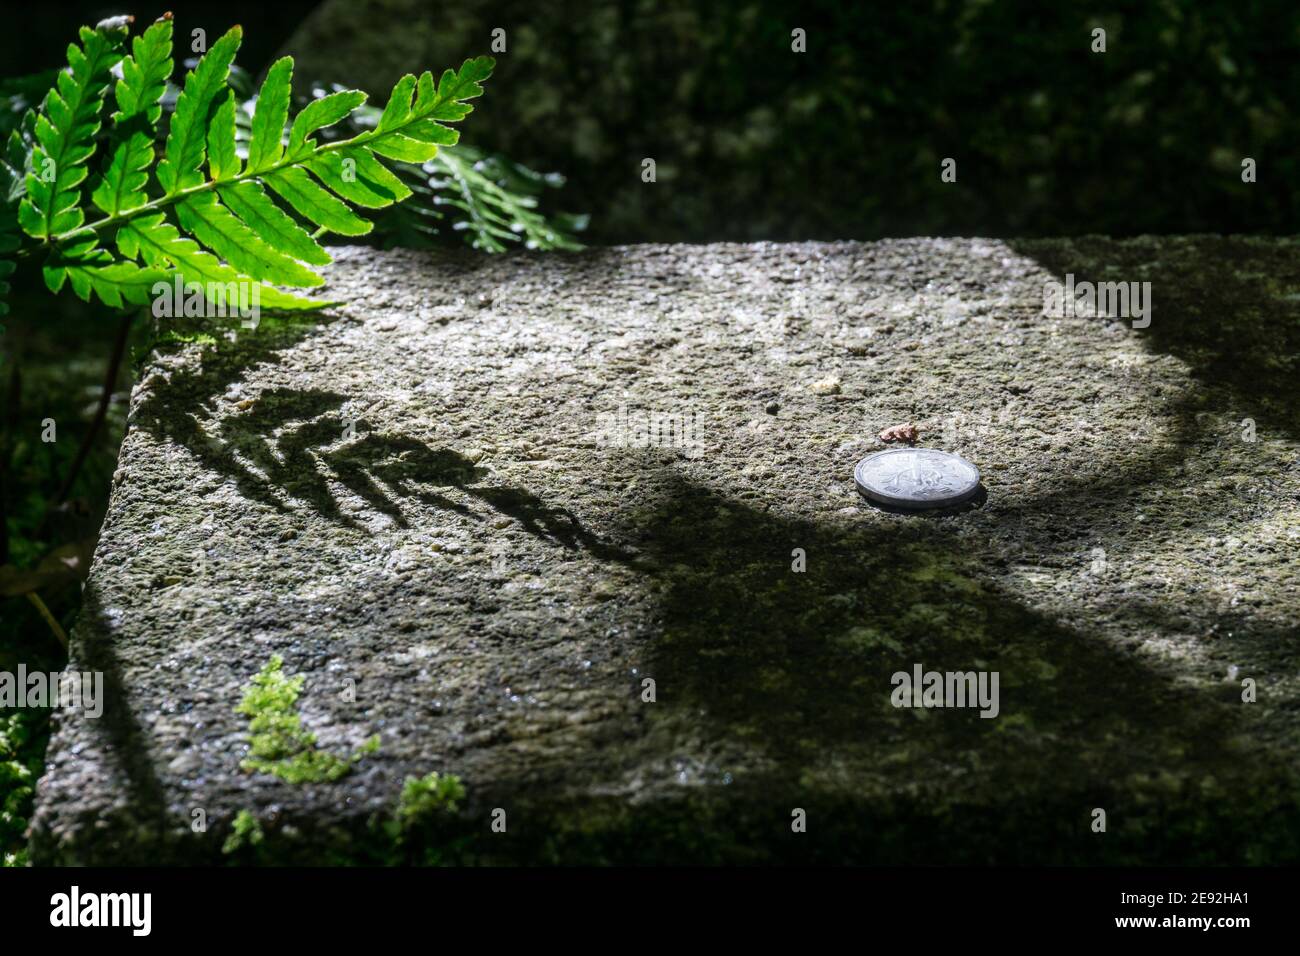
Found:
[30,237,1300,864]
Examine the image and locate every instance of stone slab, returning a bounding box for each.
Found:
[30,238,1300,863]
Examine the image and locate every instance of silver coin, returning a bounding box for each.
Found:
[854,448,981,509]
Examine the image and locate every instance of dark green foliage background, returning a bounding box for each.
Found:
[284,0,1297,242]
[553,0,1298,240]
[16,0,1299,243]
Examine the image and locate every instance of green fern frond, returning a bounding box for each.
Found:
[92,16,173,218]
[218,181,331,265]
[10,15,494,315]
[311,84,583,253]
[44,236,168,309]
[19,22,126,240]
[246,57,293,174]
[155,26,241,195]
[431,146,586,253]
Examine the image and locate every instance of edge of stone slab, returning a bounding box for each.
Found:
[30,771,1300,865]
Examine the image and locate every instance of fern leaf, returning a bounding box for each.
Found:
[421,146,584,253]
[156,26,241,195]
[118,213,324,310]
[304,150,409,209]
[367,133,445,164]
[91,17,173,218]
[339,146,413,201]
[287,90,367,160]
[21,16,493,315]
[376,75,417,132]
[434,57,493,103]
[111,15,172,125]
[207,91,241,182]
[308,59,491,208]
[42,231,153,305]
[91,131,153,216]
[305,74,579,254]
[19,23,126,239]
[176,193,323,287]
[218,181,330,266]
[45,254,169,308]
[246,57,292,173]
[264,166,372,236]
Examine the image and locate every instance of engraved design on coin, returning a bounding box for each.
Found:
[854,449,981,509]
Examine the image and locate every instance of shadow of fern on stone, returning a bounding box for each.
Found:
[135,344,631,563]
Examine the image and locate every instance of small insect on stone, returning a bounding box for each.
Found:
[878,422,920,445]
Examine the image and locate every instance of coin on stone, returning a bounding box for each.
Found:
[853,448,981,509]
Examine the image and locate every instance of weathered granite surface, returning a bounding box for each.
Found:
[31,237,1300,864]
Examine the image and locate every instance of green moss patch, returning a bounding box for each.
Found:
[237,656,379,784]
